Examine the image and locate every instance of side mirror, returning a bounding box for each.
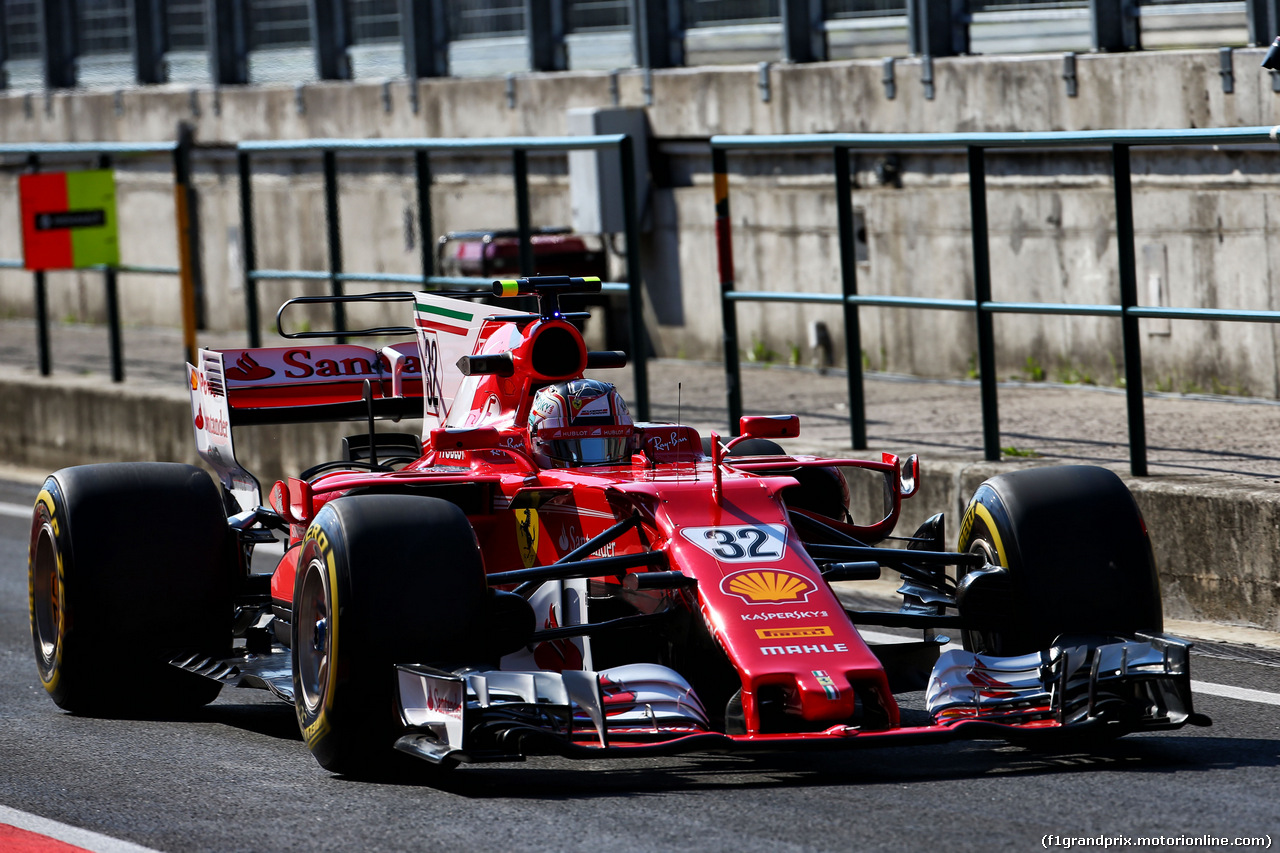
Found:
[900,454,920,499]
[738,414,800,440]
[1264,36,1280,70]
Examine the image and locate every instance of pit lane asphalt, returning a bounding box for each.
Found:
[1,478,1278,853]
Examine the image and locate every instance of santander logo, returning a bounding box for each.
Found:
[224,352,275,381]
[221,348,424,383]
[195,406,228,438]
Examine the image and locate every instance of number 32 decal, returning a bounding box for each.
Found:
[680,524,787,562]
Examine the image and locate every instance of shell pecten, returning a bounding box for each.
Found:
[724,569,814,603]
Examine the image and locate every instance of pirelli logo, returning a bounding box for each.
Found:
[755,625,834,640]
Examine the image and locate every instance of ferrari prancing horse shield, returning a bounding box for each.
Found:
[515,508,539,567]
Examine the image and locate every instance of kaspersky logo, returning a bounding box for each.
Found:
[720,569,815,605]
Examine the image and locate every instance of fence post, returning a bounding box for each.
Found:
[309,0,352,80]
[712,147,743,435]
[782,0,827,63]
[41,0,77,88]
[968,147,1000,462]
[174,124,200,367]
[238,150,260,347]
[527,0,568,71]
[27,154,51,377]
[909,0,967,57]
[619,135,650,421]
[209,0,249,85]
[1091,0,1140,51]
[512,150,534,276]
[1112,144,1148,476]
[633,0,683,69]
[0,2,8,90]
[98,153,124,382]
[1245,0,1273,45]
[415,150,434,285]
[322,150,347,343]
[132,0,168,84]
[401,0,449,79]
[834,147,867,450]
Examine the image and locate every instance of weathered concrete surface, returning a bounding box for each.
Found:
[4,49,1280,397]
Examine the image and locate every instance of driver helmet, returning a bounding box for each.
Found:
[527,378,634,468]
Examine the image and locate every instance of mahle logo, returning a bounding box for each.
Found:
[720,569,815,605]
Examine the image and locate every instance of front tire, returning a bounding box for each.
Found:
[956,465,1162,656]
[29,463,233,714]
[293,494,489,775]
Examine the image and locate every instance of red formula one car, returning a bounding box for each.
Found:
[28,276,1208,776]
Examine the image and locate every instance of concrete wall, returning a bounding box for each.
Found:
[4,48,1280,394]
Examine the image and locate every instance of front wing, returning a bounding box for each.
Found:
[393,633,1209,766]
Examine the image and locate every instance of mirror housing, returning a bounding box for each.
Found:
[1263,36,1280,70]
[900,453,920,498]
[738,414,800,441]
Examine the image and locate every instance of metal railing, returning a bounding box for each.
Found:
[711,126,1280,477]
[236,133,650,420]
[0,131,202,381]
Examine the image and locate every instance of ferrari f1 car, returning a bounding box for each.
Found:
[29,276,1209,775]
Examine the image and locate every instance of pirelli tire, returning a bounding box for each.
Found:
[955,465,1163,656]
[293,494,489,776]
[29,463,233,715]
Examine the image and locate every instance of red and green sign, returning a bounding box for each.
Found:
[20,170,120,270]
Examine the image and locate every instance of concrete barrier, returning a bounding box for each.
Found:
[3,364,1275,633]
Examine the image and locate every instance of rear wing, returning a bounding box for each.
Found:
[196,342,424,425]
[188,341,423,512]
[188,281,605,512]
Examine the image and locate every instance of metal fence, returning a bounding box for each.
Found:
[0,0,1264,89]
[236,133,651,420]
[711,126,1280,477]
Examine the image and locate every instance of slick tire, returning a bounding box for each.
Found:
[955,465,1162,656]
[29,463,233,715]
[293,494,488,776]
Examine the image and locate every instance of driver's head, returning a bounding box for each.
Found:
[527,378,634,468]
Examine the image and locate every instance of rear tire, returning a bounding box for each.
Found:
[956,465,1162,656]
[293,494,489,776]
[29,463,233,715]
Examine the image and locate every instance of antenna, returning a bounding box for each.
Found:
[677,382,682,430]
[362,378,378,467]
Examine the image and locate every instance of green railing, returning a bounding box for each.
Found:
[236,134,650,420]
[0,132,200,381]
[711,126,1280,476]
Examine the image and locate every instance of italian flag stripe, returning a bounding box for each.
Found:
[415,302,473,322]
[414,301,474,336]
[415,317,471,336]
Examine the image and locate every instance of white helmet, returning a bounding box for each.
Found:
[527,379,634,468]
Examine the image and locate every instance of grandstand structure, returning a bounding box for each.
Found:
[0,0,1270,90]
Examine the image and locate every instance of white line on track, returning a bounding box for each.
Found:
[0,501,30,519]
[0,804,162,853]
[1190,680,1280,706]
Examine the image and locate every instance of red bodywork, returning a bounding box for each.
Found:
[186,284,1076,752]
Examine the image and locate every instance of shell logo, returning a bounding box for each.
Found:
[720,569,816,605]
